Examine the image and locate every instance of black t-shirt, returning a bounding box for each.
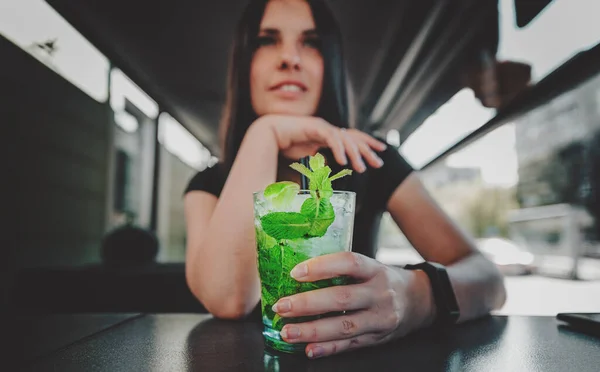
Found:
[184,145,413,259]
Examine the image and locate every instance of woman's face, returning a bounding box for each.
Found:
[250,0,324,117]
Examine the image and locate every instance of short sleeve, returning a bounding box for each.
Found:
[368,144,414,209]
[184,164,225,197]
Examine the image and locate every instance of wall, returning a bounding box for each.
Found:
[157,146,200,262]
[3,35,111,305]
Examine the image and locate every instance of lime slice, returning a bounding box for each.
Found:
[264,181,300,209]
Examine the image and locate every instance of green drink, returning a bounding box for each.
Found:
[253,154,356,354]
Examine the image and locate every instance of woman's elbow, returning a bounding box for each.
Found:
[185,264,255,320]
[194,291,255,320]
[210,298,256,320]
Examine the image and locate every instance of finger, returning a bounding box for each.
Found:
[290,251,381,282]
[280,311,379,345]
[326,128,349,166]
[304,126,347,165]
[340,130,366,173]
[305,332,387,359]
[353,131,387,151]
[358,142,384,168]
[273,284,373,317]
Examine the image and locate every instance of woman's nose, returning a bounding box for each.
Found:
[278,44,301,71]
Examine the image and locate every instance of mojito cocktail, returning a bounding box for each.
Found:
[253,153,355,353]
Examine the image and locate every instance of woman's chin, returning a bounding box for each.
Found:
[258,104,317,117]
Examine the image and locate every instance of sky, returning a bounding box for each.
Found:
[1,0,599,177]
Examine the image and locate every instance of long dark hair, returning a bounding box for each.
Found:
[219,0,352,170]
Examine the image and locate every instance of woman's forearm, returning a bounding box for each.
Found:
[449,253,507,322]
[187,123,279,319]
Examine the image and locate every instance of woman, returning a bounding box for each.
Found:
[184,0,506,359]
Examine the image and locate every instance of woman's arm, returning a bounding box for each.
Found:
[386,173,507,325]
[184,123,279,319]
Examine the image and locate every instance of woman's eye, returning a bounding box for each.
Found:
[256,36,276,47]
[303,37,321,49]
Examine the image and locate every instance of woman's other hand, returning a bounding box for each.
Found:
[251,114,387,173]
[270,252,433,358]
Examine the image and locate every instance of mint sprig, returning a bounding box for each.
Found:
[260,152,352,240]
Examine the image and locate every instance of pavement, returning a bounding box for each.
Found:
[376,247,600,316]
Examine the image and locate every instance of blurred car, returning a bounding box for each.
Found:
[477,237,536,276]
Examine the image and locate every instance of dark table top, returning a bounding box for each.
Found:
[21,314,600,372]
[13,313,142,361]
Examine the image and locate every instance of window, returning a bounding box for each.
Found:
[114,149,132,213]
[158,113,214,171]
[399,0,600,170]
[400,89,495,168]
[0,0,109,101]
[110,68,159,119]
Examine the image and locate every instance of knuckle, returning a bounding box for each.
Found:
[331,342,338,354]
[311,326,319,341]
[306,126,319,137]
[371,332,386,343]
[349,337,361,348]
[340,317,358,336]
[385,309,402,330]
[345,252,363,272]
[334,287,353,308]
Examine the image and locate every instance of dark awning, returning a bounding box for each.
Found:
[47,0,499,156]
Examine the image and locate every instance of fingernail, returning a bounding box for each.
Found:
[376,157,384,167]
[291,264,307,279]
[308,346,325,359]
[273,299,291,313]
[281,326,300,340]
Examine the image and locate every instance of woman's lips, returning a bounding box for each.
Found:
[269,82,307,99]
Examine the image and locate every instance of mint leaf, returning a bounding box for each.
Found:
[310,166,332,188]
[261,284,278,320]
[272,314,283,330]
[301,197,335,237]
[309,153,326,170]
[262,285,278,305]
[309,167,333,198]
[264,181,299,209]
[329,169,352,182]
[256,227,277,251]
[260,212,310,240]
[279,243,310,296]
[289,163,313,179]
[257,236,282,320]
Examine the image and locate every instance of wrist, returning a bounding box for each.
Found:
[407,268,437,330]
[241,119,279,157]
[245,117,275,145]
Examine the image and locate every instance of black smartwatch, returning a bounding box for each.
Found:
[404,262,460,326]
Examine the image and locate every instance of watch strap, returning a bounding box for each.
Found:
[404,262,460,326]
